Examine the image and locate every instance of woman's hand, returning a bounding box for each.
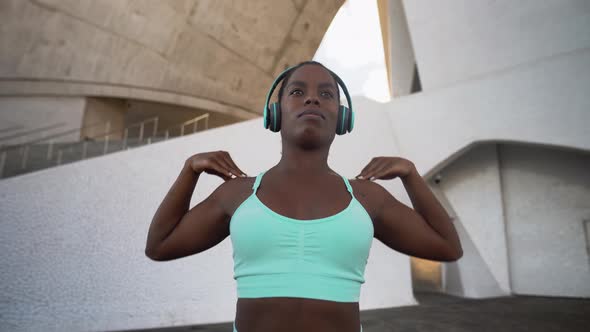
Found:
[185,151,247,181]
[355,156,416,181]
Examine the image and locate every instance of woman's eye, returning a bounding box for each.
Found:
[321,91,333,98]
[290,89,303,96]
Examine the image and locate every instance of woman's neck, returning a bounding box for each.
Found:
[275,146,332,176]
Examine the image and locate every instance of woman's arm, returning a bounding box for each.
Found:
[400,166,463,257]
[356,157,463,261]
[145,151,246,261]
[145,161,200,258]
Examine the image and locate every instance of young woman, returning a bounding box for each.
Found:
[145,61,463,332]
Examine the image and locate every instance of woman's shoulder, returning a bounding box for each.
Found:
[347,177,385,197]
[347,178,389,219]
[219,175,257,197]
[206,175,256,216]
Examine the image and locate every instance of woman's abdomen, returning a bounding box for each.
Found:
[234,297,360,332]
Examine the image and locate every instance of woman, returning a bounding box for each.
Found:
[145,61,463,332]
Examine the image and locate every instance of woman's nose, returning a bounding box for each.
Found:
[304,95,320,105]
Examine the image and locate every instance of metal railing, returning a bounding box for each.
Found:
[0,122,67,143]
[0,120,111,153]
[0,125,24,134]
[66,116,160,160]
[0,121,111,173]
[178,113,210,137]
[0,113,210,178]
[54,114,209,165]
[122,116,159,150]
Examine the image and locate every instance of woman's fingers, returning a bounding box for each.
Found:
[187,150,246,180]
[365,166,388,181]
[208,159,233,181]
[357,159,374,177]
[357,158,385,180]
[215,155,236,178]
[369,161,391,180]
[222,153,247,177]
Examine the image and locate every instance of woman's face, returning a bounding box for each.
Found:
[279,64,340,148]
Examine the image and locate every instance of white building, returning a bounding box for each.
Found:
[1,0,589,331]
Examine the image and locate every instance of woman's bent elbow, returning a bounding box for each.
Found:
[448,248,463,262]
[145,246,164,261]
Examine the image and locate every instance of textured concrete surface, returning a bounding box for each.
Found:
[122,292,590,331]
[0,108,416,331]
[402,0,590,90]
[0,0,343,117]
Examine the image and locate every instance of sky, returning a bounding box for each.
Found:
[313,0,390,103]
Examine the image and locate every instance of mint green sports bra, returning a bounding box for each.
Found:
[229,170,374,303]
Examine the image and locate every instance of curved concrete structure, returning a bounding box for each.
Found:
[0,0,343,118]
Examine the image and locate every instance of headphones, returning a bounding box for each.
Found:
[263,64,355,135]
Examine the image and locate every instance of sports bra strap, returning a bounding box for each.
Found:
[340,175,355,198]
[252,171,266,193]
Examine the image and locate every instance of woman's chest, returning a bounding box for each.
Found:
[256,186,352,220]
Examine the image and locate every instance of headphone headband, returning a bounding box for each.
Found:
[263,64,353,115]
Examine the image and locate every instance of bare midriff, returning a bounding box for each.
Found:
[234,297,360,332]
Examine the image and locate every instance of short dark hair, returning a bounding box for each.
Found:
[277,61,341,105]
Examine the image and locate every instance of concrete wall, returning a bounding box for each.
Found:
[386,45,590,177]
[382,0,590,298]
[0,0,342,119]
[436,144,510,298]
[0,95,239,147]
[0,97,85,144]
[81,98,126,140]
[124,99,241,136]
[381,45,590,300]
[383,0,416,97]
[499,144,590,297]
[0,101,416,332]
[402,0,590,90]
[434,142,590,299]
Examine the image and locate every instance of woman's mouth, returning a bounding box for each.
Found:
[298,110,324,119]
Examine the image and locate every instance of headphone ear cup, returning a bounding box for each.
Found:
[267,102,281,132]
[263,104,269,129]
[336,106,351,135]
